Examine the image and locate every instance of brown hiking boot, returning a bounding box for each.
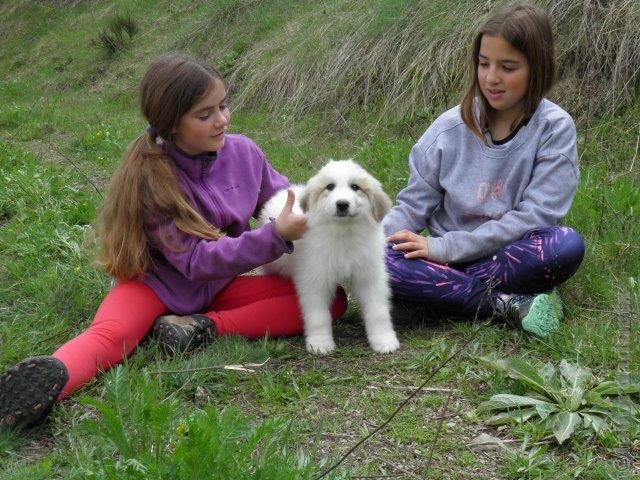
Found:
[152,314,216,354]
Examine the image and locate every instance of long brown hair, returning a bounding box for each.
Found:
[460,3,556,140]
[96,54,224,280]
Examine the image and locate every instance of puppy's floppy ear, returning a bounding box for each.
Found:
[299,184,313,212]
[368,181,393,222]
[300,171,325,213]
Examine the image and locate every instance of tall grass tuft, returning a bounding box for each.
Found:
[227,0,473,120]
[94,13,139,58]
[551,0,640,117]
[70,365,344,479]
[206,0,640,122]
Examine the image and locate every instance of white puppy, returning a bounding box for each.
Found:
[259,160,400,355]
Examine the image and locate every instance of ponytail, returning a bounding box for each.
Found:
[96,132,222,280]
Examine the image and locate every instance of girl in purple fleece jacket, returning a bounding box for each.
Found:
[0,54,347,431]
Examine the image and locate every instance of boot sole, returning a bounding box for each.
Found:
[0,356,68,430]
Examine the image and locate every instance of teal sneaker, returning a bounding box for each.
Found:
[502,289,563,337]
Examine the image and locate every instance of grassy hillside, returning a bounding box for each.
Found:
[1,0,639,478]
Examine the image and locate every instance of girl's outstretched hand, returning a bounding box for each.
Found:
[387,229,429,259]
[275,188,308,242]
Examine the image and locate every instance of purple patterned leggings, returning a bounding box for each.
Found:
[386,227,585,318]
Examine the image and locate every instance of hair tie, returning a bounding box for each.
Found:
[146,124,165,146]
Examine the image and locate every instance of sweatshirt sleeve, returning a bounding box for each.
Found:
[382,135,445,236]
[244,141,290,217]
[149,219,292,282]
[427,116,578,263]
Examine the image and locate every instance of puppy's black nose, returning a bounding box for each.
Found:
[336,200,350,215]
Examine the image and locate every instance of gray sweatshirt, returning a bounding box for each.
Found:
[382,99,578,264]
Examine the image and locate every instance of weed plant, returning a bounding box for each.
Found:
[71,366,334,479]
[477,357,640,444]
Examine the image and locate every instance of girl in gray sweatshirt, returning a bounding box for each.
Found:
[382,3,584,337]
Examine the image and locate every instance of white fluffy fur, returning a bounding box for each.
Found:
[259,160,400,355]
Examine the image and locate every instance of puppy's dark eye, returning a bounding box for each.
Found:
[326,183,335,191]
[350,184,360,191]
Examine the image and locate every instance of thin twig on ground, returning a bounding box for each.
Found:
[368,382,458,393]
[149,358,270,375]
[424,383,455,475]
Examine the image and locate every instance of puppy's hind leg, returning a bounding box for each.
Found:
[298,282,337,355]
[351,274,400,354]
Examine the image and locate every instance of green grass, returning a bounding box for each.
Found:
[1,0,639,478]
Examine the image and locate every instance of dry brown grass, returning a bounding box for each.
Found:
[227,0,476,120]
[207,0,640,123]
[552,0,640,117]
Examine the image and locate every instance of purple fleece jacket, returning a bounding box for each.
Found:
[143,134,291,314]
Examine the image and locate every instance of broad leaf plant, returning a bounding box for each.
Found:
[477,357,640,444]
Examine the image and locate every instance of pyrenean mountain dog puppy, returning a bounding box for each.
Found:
[259,160,400,355]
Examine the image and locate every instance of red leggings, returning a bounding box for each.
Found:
[52,275,348,398]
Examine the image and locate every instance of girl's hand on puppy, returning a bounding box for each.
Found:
[275,189,308,242]
[387,229,429,259]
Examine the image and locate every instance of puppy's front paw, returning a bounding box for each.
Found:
[368,332,400,354]
[305,335,336,355]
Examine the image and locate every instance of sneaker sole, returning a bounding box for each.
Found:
[0,356,68,430]
[521,290,563,337]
